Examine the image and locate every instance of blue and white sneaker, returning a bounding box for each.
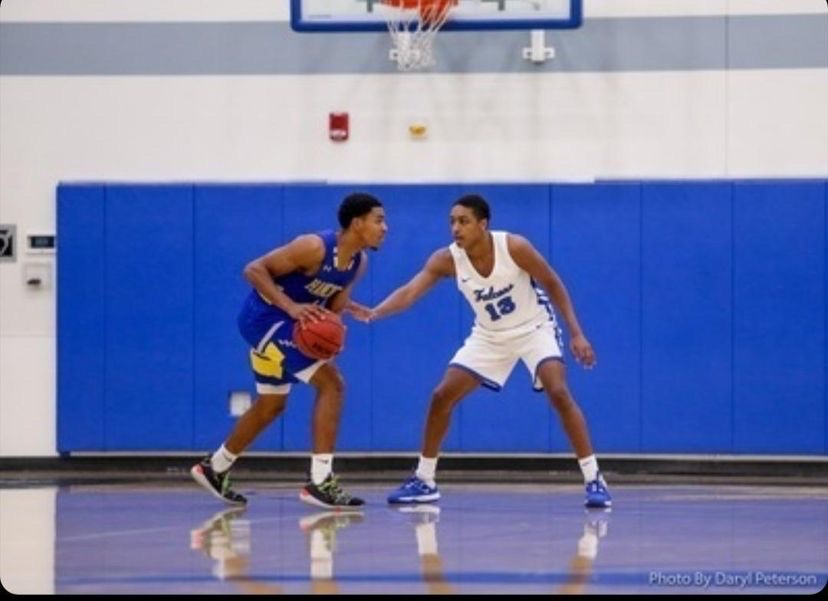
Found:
[387,475,441,504]
[584,473,612,509]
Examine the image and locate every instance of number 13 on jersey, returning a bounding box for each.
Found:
[483,296,516,321]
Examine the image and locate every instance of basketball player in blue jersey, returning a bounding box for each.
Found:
[191,192,387,509]
[353,194,611,509]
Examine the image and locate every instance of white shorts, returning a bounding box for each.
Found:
[448,320,564,391]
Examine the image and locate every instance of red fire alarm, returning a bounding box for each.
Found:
[329,112,349,142]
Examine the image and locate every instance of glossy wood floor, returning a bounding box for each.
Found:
[1,480,826,594]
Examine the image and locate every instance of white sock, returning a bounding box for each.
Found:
[210,444,238,473]
[415,455,438,487]
[310,557,333,580]
[578,454,600,483]
[577,529,599,560]
[311,454,334,485]
[309,529,333,579]
[415,523,439,556]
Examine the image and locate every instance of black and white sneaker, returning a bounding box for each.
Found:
[300,474,365,509]
[190,457,247,505]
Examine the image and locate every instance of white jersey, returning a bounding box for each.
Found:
[449,231,558,338]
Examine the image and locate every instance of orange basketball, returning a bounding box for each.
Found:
[383,0,456,25]
[293,312,345,361]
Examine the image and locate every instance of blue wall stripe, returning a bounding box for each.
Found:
[57,184,106,451]
[728,13,828,70]
[732,181,825,454]
[730,181,735,453]
[104,185,195,449]
[640,183,732,452]
[2,15,826,75]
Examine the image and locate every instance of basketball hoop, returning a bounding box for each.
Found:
[382,0,456,71]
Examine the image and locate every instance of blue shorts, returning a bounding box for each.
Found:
[237,293,325,394]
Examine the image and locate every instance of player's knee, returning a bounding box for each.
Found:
[546,384,573,410]
[320,369,345,398]
[429,387,456,413]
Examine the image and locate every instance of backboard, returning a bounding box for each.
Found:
[290,0,582,32]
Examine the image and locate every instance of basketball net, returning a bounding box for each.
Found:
[383,0,456,71]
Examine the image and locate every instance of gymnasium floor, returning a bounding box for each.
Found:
[2,477,826,594]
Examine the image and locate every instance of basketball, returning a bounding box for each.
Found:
[293,311,345,360]
[384,0,456,26]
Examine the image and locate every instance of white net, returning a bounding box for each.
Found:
[383,1,455,71]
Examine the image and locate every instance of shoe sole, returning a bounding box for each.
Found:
[299,511,364,530]
[299,489,365,510]
[190,465,247,506]
[387,492,441,504]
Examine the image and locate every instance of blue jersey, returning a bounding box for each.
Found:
[238,230,363,392]
[268,230,363,311]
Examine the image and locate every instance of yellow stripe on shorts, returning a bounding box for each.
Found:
[250,342,285,379]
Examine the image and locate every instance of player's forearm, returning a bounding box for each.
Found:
[326,291,349,314]
[545,278,584,337]
[373,286,418,320]
[557,304,584,338]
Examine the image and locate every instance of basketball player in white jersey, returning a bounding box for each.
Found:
[352,194,611,508]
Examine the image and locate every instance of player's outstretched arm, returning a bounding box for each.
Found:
[344,299,373,322]
[364,249,453,322]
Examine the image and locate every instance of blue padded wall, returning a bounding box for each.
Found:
[552,184,642,452]
[57,180,827,454]
[731,181,825,453]
[103,185,194,449]
[57,184,106,451]
[640,182,733,452]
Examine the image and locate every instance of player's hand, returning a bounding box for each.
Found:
[570,334,596,369]
[345,300,374,323]
[290,303,328,325]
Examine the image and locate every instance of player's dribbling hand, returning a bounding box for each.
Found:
[570,335,596,369]
[290,303,328,325]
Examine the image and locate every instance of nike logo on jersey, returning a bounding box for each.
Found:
[461,277,471,283]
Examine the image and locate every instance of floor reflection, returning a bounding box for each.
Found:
[1,482,825,594]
